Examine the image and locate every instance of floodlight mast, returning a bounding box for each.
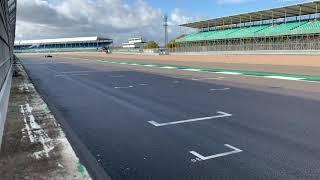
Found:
[163,14,168,48]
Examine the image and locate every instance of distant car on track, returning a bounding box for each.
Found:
[45,55,53,58]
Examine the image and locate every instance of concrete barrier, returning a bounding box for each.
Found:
[0,65,12,147]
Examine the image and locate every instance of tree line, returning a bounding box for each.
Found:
[145,40,178,49]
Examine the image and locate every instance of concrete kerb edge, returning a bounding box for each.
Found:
[18,58,112,180]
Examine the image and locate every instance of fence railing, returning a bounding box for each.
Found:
[171,41,320,53]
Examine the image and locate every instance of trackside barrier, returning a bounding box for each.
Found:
[0,0,16,148]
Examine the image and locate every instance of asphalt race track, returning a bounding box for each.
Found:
[19,55,320,180]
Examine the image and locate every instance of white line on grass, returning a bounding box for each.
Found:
[265,76,305,81]
[63,57,320,84]
[160,66,176,69]
[214,72,242,75]
[184,68,202,72]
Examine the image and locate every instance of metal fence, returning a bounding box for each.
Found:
[0,0,16,148]
[171,34,320,53]
[0,0,15,89]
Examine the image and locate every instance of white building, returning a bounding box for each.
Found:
[122,38,146,49]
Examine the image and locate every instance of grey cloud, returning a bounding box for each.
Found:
[16,0,193,45]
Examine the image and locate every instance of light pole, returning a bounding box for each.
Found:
[163,14,168,48]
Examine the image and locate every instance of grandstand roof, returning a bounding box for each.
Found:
[14,36,113,45]
[180,1,320,29]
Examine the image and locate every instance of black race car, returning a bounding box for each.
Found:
[45,54,53,58]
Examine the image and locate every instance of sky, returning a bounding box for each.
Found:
[16,0,313,44]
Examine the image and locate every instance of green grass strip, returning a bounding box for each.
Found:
[71,56,320,82]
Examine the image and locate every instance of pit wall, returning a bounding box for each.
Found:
[0,66,12,147]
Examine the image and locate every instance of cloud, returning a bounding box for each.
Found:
[170,8,192,25]
[16,0,193,45]
[167,8,197,35]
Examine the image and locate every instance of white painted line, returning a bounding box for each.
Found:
[265,76,305,81]
[55,74,89,77]
[25,62,87,65]
[209,88,231,91]
[301,80,320,84]
[28,115,41,130]
[148,111,232,127]
[114,86,134,89]
[160,66,176,69]
[55,74,65,77]
[61,56,90,61]
[139,83,149,86]
[64,57,320,84]
[109,75,125,78]
[184,69,201,71]
[214,72,242,75]
[25,103,33,113]
[19,83,30,93]
[192,77,224,81]
[143,64,156,67]
[69,74,89,76]
[190,144,242,162]
[60,70,96,74]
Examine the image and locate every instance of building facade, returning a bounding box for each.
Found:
[122,37,146,49]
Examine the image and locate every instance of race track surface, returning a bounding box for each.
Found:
[20,55,320,180]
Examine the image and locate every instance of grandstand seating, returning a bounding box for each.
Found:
[192,31,215,41]
[228,25,270,39]
[291,20,320,35]
[206,28,241,40]
[175,2,320,51]
[176,20,320,42]
[179,32,200,42]
[14,36,113,53]
[255,21,307,37]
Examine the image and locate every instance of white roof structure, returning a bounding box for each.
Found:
[181,1,320,29]
[14,36,113,46]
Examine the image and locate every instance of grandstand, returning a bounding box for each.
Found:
[175,1,320,52]
[14,36,113,53]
